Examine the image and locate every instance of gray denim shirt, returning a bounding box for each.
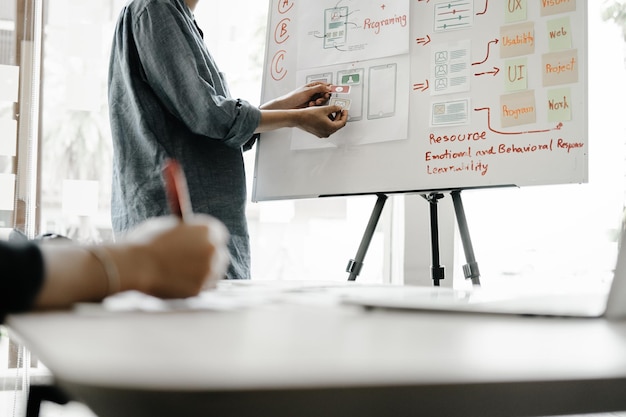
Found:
[108,0,261,279]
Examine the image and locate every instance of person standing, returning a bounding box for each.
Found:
[108,0,348,279]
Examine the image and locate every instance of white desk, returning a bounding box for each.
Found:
[7,281,626,417]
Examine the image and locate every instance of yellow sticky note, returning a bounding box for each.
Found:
[501,90,536,128]
[500,22,535,59]
[542,49,578,87]
[541,0,576,17]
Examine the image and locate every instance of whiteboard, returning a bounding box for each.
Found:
[253,0,588,201]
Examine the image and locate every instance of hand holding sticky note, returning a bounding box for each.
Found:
[330,85,351,94]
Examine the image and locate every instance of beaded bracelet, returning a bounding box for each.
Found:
[86,246,121,297]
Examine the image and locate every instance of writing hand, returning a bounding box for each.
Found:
[162,158,192,220]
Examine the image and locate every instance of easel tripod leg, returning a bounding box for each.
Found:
[451,190,481,285]
[347,194,388,281]
[426,193,445,286]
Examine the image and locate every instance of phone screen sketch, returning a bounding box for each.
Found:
[337,68,364,122]
[324,7,348,49]
[368,63,397,120]
[306,73,333,84]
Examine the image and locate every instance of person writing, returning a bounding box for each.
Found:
[0,213,229,323]
[108,0,349,280]
[2,159,228,322]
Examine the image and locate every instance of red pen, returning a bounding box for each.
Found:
[162,158,192,220]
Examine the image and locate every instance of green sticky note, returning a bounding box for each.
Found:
[547,87,572,122]
[341,73,361,85]
[547,16,572,52]
[505,0,527,23]
[505,57,528,92]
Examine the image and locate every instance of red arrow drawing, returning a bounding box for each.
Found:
[472,39,499,66]
[476,0,489,16]
[474,107,561,135]
[416,35,431,46]
[413,80,429,92]
[474,67,500,77]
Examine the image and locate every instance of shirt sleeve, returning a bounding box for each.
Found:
[0,241,45,323]
[133,3,261,149]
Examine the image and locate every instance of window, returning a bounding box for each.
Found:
[1,1,623,293]
[39,0,126,243]
[2,1,626,416]
[25,0,391,284]
[184,1,394,283]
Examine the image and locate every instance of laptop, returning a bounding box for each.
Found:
[343,228,626,319]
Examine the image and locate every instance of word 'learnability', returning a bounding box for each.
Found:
[427,161,489,176]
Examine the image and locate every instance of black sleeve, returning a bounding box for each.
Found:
[243,134,259,152]
[0,241,45,323]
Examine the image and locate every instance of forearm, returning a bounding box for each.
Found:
[254,109,302,133]
[259,99,285,111]
[260,82,332,110]
[255,105,347,138]
[34,244,146,309]
[32,216,227,310]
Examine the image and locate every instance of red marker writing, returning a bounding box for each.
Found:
[162,158,192,220]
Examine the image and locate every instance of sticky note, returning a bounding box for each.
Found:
[542,49,578,87]
[505,57,529,92]
[501,90,536,128]
[541,0,576,17]
[547,17,572,52]
[500,22,535,59]
[505,0,528,23]
[547,87,573,122]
